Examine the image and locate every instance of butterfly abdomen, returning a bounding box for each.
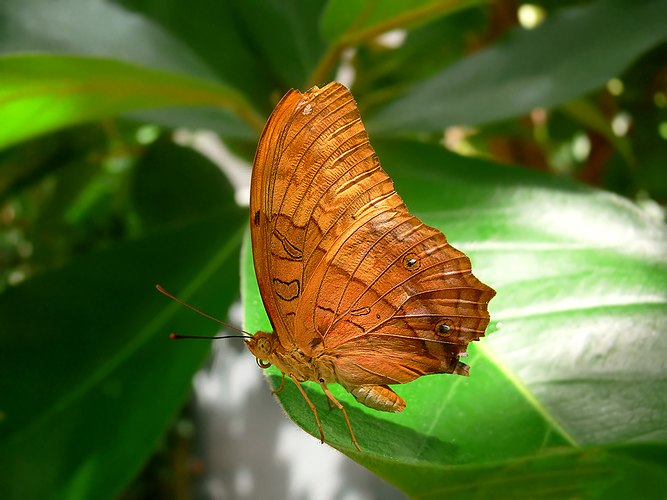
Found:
[349,384,406,413]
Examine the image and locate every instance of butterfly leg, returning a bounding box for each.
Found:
[290,374,325,444]
[272,372,286,394]
[319,382,361,452]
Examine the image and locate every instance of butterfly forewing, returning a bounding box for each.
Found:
[250,83,404,348]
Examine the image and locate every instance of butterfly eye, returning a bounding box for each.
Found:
[402,253,420,271]
[436,319,454,336]
[256,337,273,358]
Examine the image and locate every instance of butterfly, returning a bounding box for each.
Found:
[247,82,495,451]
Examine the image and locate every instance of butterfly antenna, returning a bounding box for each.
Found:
[156,284,252,338]
[169,333,251,341]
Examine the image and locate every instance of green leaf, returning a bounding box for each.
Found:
[241,139,667,497]
[225,0,328,88]
[0,132,248,498]
[320,0,484,44]
[0,208,246,499]
[131,138,241,231]
[112,0,288,111]
[367,0,667,133]
[0,0,276,137]
[0,0,216,80]
[0,54,263,150]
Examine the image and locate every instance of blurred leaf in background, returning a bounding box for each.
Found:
[0,0,666,498]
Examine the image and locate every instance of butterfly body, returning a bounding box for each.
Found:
[246,331,336,384]
[247,329,407,413]
[249,82,495,450]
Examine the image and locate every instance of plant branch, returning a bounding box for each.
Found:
[307,0,485,87]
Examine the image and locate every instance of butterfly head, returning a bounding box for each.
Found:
[246,331,276,369]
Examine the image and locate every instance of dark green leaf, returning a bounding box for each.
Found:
[0,207,246,499]
[367,0,667,133]
[0,0,215,80]
[226,0,328,88]
[131,139,239,231]
[113,0,277,111]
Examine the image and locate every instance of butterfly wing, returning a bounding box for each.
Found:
[250,81,494,382]
[279,87,496,385]
[249,83,403,347]
[296,207,495,387]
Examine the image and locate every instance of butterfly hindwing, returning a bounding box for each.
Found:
[296,202,494,386]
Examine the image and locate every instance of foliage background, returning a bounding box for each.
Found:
[1,0,666,498]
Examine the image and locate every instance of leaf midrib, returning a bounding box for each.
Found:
[479,341,579,448]
[2,224,245,447]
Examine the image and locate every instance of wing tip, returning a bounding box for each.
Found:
[453,361,470,376]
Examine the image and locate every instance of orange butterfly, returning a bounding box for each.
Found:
[247,82,495,451]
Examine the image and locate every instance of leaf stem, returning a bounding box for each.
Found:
[307,0,485,88]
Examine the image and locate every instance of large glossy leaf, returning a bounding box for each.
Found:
[367,0,667,133]
[241,139,667,497]
[0,0,274,140]
[0,54,262,150]
[0,0,215,80]
[0,135,247,498]
[0,212,246,498]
